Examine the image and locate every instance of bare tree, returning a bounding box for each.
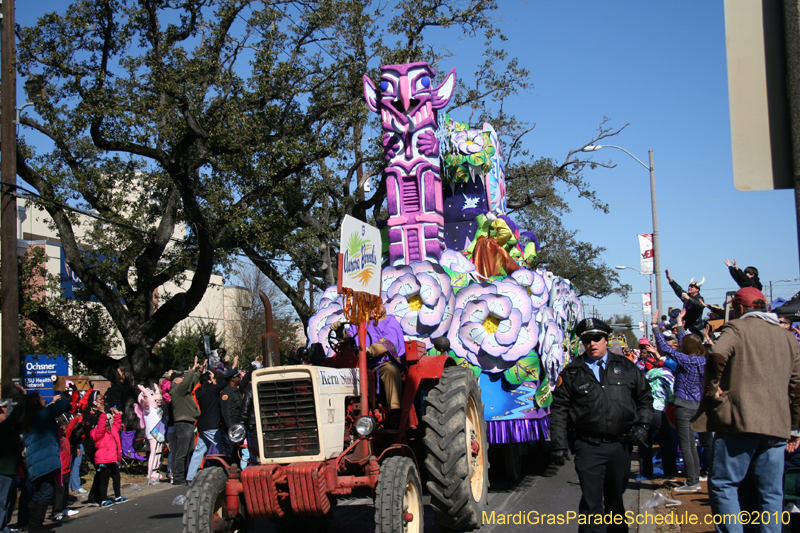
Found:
[226,261,298,365]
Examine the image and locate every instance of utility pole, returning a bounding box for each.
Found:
[649,150,663,316]
[1,0,19,399]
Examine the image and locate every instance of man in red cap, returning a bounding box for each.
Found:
[694,287,800,533]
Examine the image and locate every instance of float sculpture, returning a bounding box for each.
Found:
[363,62,455,266]
[309,60,583,479]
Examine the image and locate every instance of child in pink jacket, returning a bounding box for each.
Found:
[89,407,127,507]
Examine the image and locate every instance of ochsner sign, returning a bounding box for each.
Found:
[340,215,382,297]
[21,354,71,400]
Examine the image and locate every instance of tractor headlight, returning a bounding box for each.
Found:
[228,424,246,444]
[355,416,376,437]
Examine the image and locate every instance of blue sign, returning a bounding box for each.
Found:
[21,354,71,401]
[61,248,94,300]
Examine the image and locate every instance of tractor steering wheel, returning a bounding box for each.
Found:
[327,322,373,357]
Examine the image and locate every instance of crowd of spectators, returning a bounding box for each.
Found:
[0,348,267,532]
[610,259,800,531]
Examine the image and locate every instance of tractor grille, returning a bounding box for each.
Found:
[257,378,320,458]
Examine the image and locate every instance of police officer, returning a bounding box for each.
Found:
[550,318,653,533]
[219,369,243,448]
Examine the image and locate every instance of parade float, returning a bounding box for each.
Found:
[306,60,584,480]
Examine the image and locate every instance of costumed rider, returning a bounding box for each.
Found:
[665,269,707,336]
[332,303,406,429]
[550,318,653,533]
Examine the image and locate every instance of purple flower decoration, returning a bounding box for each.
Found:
[510,269,549,310]
[454,129,486,154]
[383,261,454,348]
[539,269,555,294]
[307,286,344,357]
[318,286,340,307]
[439,249,476,274]
[537,306,566,380]
[448,280,540,373]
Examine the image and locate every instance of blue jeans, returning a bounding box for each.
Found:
[0,474,16,529]
[186,429,226,481]
[709,433,786,533]
[69,444,84,491]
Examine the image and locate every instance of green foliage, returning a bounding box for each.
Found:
[156,322,221,373]
[18,245,115,373]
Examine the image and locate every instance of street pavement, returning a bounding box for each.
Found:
[43,456,640,533]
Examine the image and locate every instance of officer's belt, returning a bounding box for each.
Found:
[576,432,624,444]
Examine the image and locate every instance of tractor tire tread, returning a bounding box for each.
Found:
[374,456,423,533]
[422,367,488,531]
[183,467,227,533]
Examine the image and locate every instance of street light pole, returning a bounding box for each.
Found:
[583,145,663,315]
[648,150,663,327]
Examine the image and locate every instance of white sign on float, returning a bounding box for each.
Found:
[638,234,654,275]
[339,215,382,297]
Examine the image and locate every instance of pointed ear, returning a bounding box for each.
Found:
[138,384,147,394]
[432,68,457,109]
[363,75,379,113]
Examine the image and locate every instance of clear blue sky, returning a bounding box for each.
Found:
[18,1,800,331]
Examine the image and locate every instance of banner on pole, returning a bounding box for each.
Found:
[638,234,654,275]
[642,292,652,315]
[639,321,646,333]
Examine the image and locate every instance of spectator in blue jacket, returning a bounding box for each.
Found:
[652,308,707,493]
[20,391,71,533]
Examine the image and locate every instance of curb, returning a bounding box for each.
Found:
[638,480,657,533]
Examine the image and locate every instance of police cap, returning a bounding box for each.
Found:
[576,318,612,339]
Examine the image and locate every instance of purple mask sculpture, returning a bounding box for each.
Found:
[364,62,456,266]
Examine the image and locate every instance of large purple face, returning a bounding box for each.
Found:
[364,61,455,126]
[378,62,435,125]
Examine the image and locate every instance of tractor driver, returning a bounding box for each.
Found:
[332,304,406,429]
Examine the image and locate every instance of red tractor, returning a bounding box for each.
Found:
[182,334,489,532]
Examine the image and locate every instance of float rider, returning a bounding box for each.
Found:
[332,303,406,429]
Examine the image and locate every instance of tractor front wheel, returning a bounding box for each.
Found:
[374,456,424,533]
[183,467,248,533]
[423,366,489,530]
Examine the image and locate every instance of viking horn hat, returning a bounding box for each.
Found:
[689,277,705,288]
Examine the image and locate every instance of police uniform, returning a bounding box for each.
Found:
[220,383,243,439]
[551,318,653,533]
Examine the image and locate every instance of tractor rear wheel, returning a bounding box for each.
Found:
[423,366,488,530]
[374,456,424,533]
